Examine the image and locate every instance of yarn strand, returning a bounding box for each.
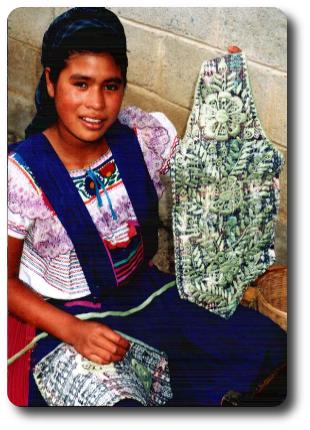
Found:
[7,280,176,366]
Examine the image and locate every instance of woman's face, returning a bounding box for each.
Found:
[45,52,125,145]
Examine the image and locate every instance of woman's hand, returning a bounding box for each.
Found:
[8,236,130,366]
[69,320,130,365]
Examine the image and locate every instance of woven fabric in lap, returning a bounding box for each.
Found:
[33,332,173,406]
[171,52,284,319]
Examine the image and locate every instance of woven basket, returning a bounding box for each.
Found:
[252,264,287,332]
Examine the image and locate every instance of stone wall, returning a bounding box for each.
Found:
[8,7,287,269]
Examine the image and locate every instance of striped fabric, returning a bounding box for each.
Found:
[112,236,144,284]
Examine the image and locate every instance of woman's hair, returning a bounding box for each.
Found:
[25,7,128,137]
[47,27,128,84]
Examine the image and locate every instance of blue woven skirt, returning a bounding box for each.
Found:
[28,265,286,406]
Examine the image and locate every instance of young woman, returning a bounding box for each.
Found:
[8,7,286,407]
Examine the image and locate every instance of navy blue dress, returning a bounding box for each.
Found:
[28,264,286,406]
[12,124,286,407]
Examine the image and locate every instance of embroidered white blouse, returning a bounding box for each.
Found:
[8,107,178,300]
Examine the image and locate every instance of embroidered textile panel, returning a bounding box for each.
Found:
[171,53,284,319]
[33,333,173,406]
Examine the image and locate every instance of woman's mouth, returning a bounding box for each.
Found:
[80,116,105,129]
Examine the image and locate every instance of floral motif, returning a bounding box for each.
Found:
[99,161,116,178]
[200,91,247,141]
[131,358,152,393]
[209,176,243,215]
[84,176,97,196]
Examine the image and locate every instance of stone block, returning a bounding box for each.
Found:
[35,51,45,84]
[8,91,36,142]
[54,7,70,18]
[122,83,190,137]
[122,22,163,92]
[8,7,54,48]
[248,61,287,147]
[158,35,222,109]
[8,37,40,99]
[111,7,220,48]
[112,7,286,72]
[217,8,287,71]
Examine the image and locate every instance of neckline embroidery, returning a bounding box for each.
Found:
[69,150,112,177]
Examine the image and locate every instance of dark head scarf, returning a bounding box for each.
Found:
[25,7,127,138]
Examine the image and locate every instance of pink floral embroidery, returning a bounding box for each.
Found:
[119,106,175,197]
[8,160,52,221]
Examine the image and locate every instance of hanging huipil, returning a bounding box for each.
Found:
[171,52,285,319]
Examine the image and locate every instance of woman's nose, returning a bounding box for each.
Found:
[86,87,105,110]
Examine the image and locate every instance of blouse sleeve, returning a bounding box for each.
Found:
[8,153,51,239]
[135,111,179,198]
[118,106,180,197]
[149,112,179,176]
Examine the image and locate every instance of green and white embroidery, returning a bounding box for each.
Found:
[33,333,173,406]
[200,91,247,141]
[171,53,284,319]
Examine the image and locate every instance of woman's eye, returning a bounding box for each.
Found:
[74,82,88,89]
[104,84,119,91]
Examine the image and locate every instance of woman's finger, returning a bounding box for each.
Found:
[88,353,106,365]
[88,348,125,365]
[92,333,128,357]
[99,325,130,349]
[88,345,114,364]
